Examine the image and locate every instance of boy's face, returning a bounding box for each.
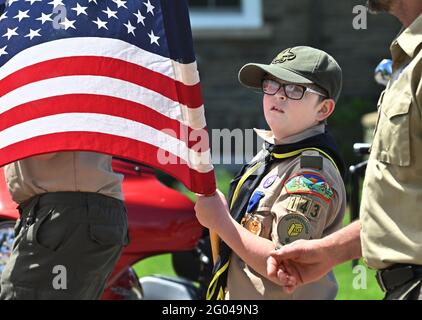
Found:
[262,76,327,141]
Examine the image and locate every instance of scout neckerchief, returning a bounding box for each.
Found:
[206,129,345,300]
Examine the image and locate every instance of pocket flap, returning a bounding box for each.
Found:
[381,89,411,119]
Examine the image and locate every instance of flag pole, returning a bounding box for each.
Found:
[210,230,220,265]
[204,191,220,265]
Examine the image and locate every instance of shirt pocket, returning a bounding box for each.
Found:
[372,88,412,166]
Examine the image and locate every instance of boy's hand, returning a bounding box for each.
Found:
[194,189,230,230]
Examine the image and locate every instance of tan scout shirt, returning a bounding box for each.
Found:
[4,151,124,204]
[226,124,346,300]
[361,14,422,270]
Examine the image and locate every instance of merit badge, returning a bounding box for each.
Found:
[263,175,277,189]
[241,214,262,236]
[277,214,311,245]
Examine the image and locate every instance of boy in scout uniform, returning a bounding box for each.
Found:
[0,152,129,300]
[267,0,422,301]
[195,46,346,300]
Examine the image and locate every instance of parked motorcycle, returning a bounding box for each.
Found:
[0,158,212,300]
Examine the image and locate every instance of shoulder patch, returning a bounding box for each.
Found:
[284,172,334,202]
[300,154,323,170]
[277,213,311,245]
[286,195,326,219]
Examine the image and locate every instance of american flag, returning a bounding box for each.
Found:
[0,0,216,194]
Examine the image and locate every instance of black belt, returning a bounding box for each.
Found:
[376,264,422,292]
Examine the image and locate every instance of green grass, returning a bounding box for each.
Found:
[132,167,384,300]
[133,254,176,278]
[334,214,384,300]
[334,260,383,300]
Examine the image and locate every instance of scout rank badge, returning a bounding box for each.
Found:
[241,215,263,236]
[277,213,311,245]
[241,191,265,236]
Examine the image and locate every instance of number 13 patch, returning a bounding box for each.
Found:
[286,195,326,219]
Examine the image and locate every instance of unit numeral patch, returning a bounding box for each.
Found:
[286,195,324,219]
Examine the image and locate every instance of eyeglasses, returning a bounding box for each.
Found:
[262,79,326,100]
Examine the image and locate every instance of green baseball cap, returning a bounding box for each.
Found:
[238,46,343,102]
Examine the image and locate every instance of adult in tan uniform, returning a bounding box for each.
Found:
[0,152,129,299]
[195,46,347,300]
[268,0,422,300]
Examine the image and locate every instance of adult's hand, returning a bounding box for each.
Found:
[267,221,362,292]
[267,239,335,292]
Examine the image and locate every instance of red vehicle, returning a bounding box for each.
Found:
[0,158,212,300]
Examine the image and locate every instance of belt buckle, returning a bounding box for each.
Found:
[376,271,387,292]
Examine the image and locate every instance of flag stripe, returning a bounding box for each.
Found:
[0,75,207,130]
[0,37,200,86]
[0,56,203,109]
[0,94,209,149]
[0,1,216,195]
[0,112,213,173]
[0,132,216,195]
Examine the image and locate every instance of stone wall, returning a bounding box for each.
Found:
[192,0,401,132]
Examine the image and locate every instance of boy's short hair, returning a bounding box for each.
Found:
[238,46,342,102]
